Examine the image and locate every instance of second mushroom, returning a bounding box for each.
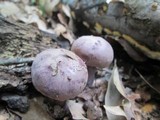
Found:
[71,35,114,87]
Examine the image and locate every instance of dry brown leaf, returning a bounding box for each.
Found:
[0,1,20,17]
[0,2,55,34]
[0,109,18,120]
[78,87,94,100]
[104,106,127,117]
[104,63,137,120]
[62,31,75,44]
[54,23,66,36]
[40,0,60,15]
[113,65,126,98]
[17,5,55,33]
[62,4,71,18]
[66,99,88,120]
[0,114,9,120]
[19,13,47,30]
[24,5,42,15]
[57,13,68,27]
[135,87,151,102]
[85,100,103,120]
[53,23,75,44]
[78,81,107,102]
[0,78,20,88]
[57,13,75,44]
[58,4,76,44]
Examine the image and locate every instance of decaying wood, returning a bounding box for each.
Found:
[70,0,160,60]
[0,16,58,90]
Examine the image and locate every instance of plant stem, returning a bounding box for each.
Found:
[87,66,96,87]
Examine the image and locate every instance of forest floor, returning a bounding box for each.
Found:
[0,0,160,120]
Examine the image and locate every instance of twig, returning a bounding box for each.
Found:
[6,107,22,119]
[0,57,34,65]
[135,69,160,95]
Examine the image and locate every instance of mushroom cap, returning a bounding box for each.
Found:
[31,49,88,101]
[71,36,114,68]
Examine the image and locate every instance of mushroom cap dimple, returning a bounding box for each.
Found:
[31,49,88,101]
[71,36,114,68]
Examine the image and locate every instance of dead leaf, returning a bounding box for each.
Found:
[0,114,9,120]
[0,75,20,89]
[0,3,56,34]
[0,1,20,17]
[0,109,18,120]
[104,106,127,117]
[57,4,76,44]
[84,100,103,120]
[62,4,71,18]
[19,13,48,31]
[135,86,151,102]
[54,23,66,36]
[104,63,136,120]
[113,65,126,98]
[41,0,60,15]
[53,23,75,44]
[66,99,88,120]
[16,5,55,33]
[62,31,75,44]
[57,13,68,27]
[78,87,95,100]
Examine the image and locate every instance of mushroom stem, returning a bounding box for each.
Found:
[87,66,96,87]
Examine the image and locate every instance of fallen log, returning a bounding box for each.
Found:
[0,16,58,91]
[66,0,160,60]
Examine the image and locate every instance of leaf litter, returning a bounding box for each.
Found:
[0,0,160,120]
[104,62,140,120]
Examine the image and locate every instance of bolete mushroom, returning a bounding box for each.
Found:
[31,48,88,101]
[71,35,114,87]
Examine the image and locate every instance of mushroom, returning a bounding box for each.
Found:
[31,48,88,101]
[71,35,114,87]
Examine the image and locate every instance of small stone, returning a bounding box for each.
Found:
[0,94,29,113]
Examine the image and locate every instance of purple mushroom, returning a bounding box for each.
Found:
[31,48,88,101]
[71,36,114,87]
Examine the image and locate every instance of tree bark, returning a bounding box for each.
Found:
[68,0,160,60]
[0,16,58,90]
